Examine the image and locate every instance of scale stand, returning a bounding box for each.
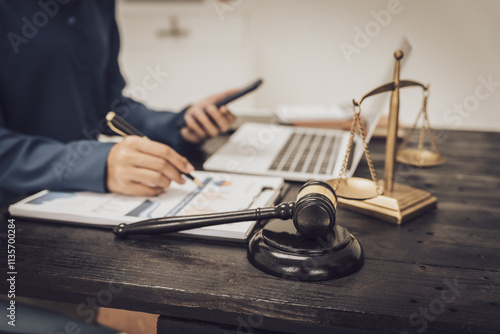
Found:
[329,50,437,225]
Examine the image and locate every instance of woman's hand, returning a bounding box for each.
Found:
[180,89,238,144]
[106,136,194,196]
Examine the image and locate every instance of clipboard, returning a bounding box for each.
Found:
[9,171,285,243]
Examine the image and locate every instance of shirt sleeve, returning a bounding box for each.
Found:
[0,105,114,197]
[105,1,196,152]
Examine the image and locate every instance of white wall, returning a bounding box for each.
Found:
[117,0,500,131]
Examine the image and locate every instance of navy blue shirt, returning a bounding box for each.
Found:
[0,0,191,206]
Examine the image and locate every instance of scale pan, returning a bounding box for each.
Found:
[327,177,380,200]
[397,148,445,167]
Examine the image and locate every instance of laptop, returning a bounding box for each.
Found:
[204,38,413,181]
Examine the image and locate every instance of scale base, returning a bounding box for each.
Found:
[248,220,364,281]
[337,182,437,225]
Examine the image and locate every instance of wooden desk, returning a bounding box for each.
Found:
[1,130,499,333]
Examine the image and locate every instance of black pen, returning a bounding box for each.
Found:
[105,111,205,188]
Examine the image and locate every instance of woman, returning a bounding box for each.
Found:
[0,0,236,206]
[0,1,237,332]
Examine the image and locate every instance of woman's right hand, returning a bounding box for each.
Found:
[106,136,194,196]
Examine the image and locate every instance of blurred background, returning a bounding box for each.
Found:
[116,0,500,131]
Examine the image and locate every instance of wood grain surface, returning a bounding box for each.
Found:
[1,130,499,334]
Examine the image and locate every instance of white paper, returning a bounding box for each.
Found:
[9,171,284,241]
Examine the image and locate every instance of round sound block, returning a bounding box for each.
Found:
[248,220,364,281]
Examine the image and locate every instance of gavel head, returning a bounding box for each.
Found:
[293,181,337,238]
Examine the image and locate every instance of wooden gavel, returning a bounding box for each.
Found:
[113,181,337,238]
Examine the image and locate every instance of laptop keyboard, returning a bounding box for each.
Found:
[268,133,341,175]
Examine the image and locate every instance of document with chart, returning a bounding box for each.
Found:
[9,172,285,241]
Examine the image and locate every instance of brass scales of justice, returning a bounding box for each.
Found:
[328,50,444,224]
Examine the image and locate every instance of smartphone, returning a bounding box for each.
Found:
[178,78,263,128]
[214,78,263,107]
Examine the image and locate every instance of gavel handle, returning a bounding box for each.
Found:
[113,202,295,237]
